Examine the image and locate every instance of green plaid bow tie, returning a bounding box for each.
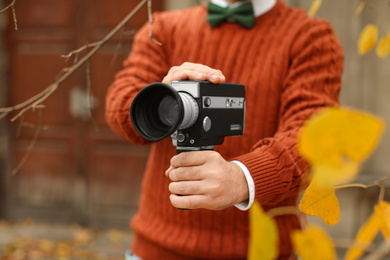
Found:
[207,2,255,29]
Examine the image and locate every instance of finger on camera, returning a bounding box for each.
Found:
[180,62,224,78]
[171,151,218,168]
[169,181,202,195]
[162,70,187,84]
[207,73,225,84]
[169,194,204,209]
[192,69,225,84]
[164,63,225,84]
[172,70,208,82]
[188,71,225,84]
[163,70,203,84]
[168,166,202,181]
[165,165,175,177]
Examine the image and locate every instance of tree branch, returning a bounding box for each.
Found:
[61,41,103,62]
[12,108,44,175]
[0,0,15,13]
[0,0,153,121]
[364,239,390,260]
[334,176,390,203]
[267,206,308,229]
[0,0,18,30]
[334,176,390,191]
[148,0,161,45]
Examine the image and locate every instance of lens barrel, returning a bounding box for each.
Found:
[177,92,199,129]
[130,83,185,142]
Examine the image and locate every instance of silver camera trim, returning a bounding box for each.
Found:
[178,92,199,129]
[171,81,200,98]
[202,96,245,109]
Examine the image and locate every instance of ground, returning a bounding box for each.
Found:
[0,219,133,260]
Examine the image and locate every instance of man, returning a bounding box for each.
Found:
[105,0,344,259]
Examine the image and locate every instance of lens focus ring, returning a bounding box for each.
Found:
[178,92,199,129]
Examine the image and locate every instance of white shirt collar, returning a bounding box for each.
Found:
[211,0,276,17]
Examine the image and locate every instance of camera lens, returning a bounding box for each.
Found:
[130,82,200,142]
[158,96,180,127]
[130,83,184,141]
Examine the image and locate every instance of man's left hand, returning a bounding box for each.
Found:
[165,151,249,210]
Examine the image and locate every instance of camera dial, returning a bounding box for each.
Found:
[157,92,199,130]
[177,92,199,129]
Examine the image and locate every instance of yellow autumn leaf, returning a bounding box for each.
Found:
[345,207,381,260]
[354,1,366,16]
[311,161,360,188]
[298,107,385,187]
[299,182,340,225]
[376,33,390,59]
[308,0,322,17]
[358,24,379,55]
[107,229,125,243]
[72,226,94,245]
[375,201,390,239]
[248,201,279,260]
[291,226,336,260]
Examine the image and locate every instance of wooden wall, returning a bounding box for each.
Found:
[1,0,163,228]
[0,2,9,217]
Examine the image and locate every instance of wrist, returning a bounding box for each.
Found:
[230,162,250,204]
[231,160,255,211]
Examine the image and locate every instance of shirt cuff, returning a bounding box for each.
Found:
[231,160,255,211]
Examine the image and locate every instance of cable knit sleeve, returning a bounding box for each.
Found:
[233,19,344,206]
[105,13,170,144]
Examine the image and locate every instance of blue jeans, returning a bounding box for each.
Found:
[125,250,142,260]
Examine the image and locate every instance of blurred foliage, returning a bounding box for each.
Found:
[0,219,129,260]
[249,107,387,259]
[248,201,278,260]
[291,226,336,260]
[309,0,390,59]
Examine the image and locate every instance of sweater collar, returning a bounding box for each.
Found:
[210,0,276,17]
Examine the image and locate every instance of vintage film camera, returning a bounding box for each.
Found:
[130,81,245,153]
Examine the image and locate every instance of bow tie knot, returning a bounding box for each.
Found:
[207,2,255,29]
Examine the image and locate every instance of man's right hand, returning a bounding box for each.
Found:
[162,62,226,85]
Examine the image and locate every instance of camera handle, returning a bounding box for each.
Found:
[171,131,215,154]
[173,145,215,210]
[170,132,217,209]
[176,145,215,154]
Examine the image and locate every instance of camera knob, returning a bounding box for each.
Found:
[203,116,212,132]
[177,133,186,143]
[226,98,234,107]
[204,97,212,107]
[178,92,199,129]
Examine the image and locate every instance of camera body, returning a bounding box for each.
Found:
[130,81,245,153]
[170,81,245,152]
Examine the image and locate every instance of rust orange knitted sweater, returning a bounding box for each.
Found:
[105,1,344,259]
